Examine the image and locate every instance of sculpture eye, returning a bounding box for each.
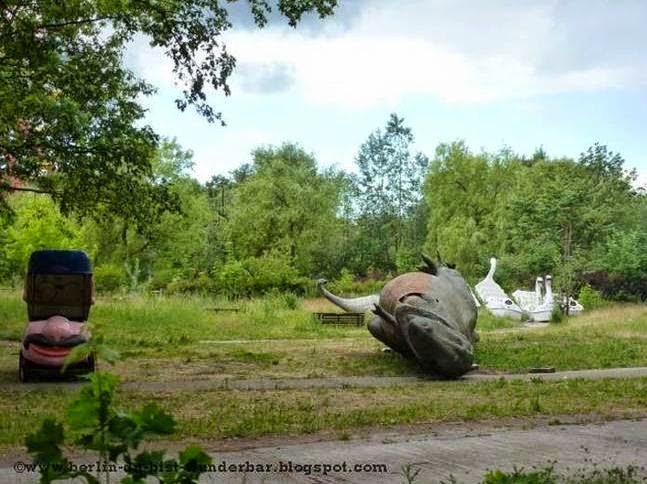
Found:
[504,299,512,305]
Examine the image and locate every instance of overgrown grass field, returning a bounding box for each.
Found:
[0,291,367,344]
[1,291,647,381]
[1,291,647,451]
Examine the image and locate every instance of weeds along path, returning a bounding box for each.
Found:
[3,366,647,393]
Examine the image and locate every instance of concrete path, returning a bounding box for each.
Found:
[207,418,647,483]
[3,366,647,393]
[2,418,646,483]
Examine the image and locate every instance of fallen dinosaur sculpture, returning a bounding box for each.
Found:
[317,255,478,378]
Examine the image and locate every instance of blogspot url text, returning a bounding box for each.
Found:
[13,460,389,476]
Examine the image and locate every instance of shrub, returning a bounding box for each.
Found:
[93,264,125,293]
[328,268,387,296]
[150,268,177,290]
[123,258,151,294]
[241,292,306,325]
[582,271,647,302]
[216,259,248,297]
[550,305,564,323]
[166,272,213,294]
[482,464,643,483]
[215,254,310,298]
[282,291,300,310]
[329,268,354,293]
[26,336,211,484]
[395,249,419,273]
[483,465,557,483]
[243,254,303,294]
[578,283,606,310]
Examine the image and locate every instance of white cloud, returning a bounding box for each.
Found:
[218,0,647,108]
[122,1,647,182]
[236,62,296,93]
[189,129,274,182]
[126,1,647,109]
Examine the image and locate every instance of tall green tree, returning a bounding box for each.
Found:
[354,113,429,272]
[92,140,218,282]
[424,142,519,281]
[225,143,347,277]
[0,0,336,221]
[0,194,93,280]
[500,145,639,299]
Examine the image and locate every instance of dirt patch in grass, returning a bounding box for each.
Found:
[95,338,416,383]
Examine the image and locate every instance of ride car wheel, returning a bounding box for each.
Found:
[18,354,32,383]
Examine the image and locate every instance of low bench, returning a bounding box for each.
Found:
[313,312,365,326]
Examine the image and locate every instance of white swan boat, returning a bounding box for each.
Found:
[513,276,554,322]
[513,275,585,320]
[474,258,523,320]
[511,277,542,314]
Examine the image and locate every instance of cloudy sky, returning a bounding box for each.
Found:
[126,0,647,186]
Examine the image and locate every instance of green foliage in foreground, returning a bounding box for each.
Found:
[26,371,212,484]
[25,332,211,484]
[24,328,214,483]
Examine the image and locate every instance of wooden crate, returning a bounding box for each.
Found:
[313,312,365,326]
